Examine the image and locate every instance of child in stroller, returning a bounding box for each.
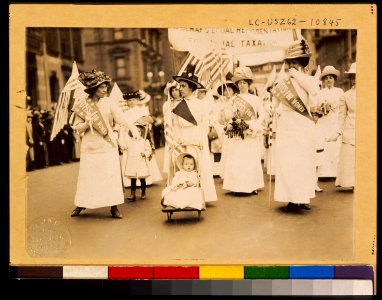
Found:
[161,146,206,220]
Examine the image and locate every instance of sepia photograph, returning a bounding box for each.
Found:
[9,5,376,267]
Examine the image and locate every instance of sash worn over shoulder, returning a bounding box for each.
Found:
[232,95,256,121]
[273,78,313,121]
[73,98,116,147]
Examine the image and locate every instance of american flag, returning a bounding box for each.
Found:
[177,49,232,90]
[50,61,87,141]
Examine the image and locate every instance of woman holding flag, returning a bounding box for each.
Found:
[222,66,265,195]
[70,70,138,219]
[272,38,320,212]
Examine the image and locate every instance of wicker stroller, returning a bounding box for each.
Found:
[161,144,206,221]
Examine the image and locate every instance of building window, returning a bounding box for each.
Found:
[140,29,146,42]
[114,28,123,40]
[72,29,84,62]
[49,72,60,103]
[143,57,148,81]
[60,28,72,59]
[26,28,43,55]
[115,56,126,78]
[149,30,154,48]
[46,28,59,56]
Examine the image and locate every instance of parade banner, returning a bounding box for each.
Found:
[72,98,116,147]
[168,28,300,58]
[272,78,313,121]
[233,95,256,121]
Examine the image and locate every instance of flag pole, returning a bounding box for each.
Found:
[268,95,274,209]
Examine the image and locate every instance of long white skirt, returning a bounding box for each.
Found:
[274,111,316,204]
[75,149,124,209]
[335,143,355,188]
[317,139,341,177]
[223,136,264,193]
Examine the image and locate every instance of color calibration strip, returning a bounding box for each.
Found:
[10,265,374,295]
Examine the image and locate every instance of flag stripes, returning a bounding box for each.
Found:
[176,49,231,90]
[50,61,85,141]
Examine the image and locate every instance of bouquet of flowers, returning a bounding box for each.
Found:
[319,101,332,115]
[224,117,251,139]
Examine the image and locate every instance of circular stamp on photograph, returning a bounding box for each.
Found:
[27,217,71,258]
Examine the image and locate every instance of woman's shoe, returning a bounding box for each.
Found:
[299,204,311,210]
[71,207,85,217]
[110,206,123,219]
[141,193,146,200]
[315,185,323,192]
[282,202,298,212]
[127,189,136,202]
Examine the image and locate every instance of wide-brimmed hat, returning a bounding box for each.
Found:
[217,72,240,95]
[217,81,239,96]
[320,66,340,80]
[285,39,312,67]
[78,69,112,93]
[345,62,356,75]
[175,150,198,171]
[173,64,204,89]
[232,66,253,84]
[135,115,154,126]
[163,81,179,96]
[123,90,151,104]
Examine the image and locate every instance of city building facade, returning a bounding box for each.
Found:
[26,28,85,110]
[82,28,173,115]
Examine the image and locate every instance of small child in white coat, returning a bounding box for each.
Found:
[124,124,152,201]
[162,153,204,210]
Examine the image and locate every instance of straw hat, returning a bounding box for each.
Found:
[163,81,178,96]
[78,70,112,93]
[344,63,356,75]
[217,72,240,95]
[319,66,340,80]
[123,90,151,104]
[173,64,204,89]
[232,66,253,84]
[285,39,312,67]
[135,115,154,126]
[175,148,199,171]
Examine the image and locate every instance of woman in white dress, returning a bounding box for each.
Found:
[70,70,138,218]
[222,67,265,194]
[326,63,356,191]
[317,66,344,178]
[215,78,240,179]
[272,39,320,211]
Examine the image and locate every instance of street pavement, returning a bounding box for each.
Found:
[26,147,354,264]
